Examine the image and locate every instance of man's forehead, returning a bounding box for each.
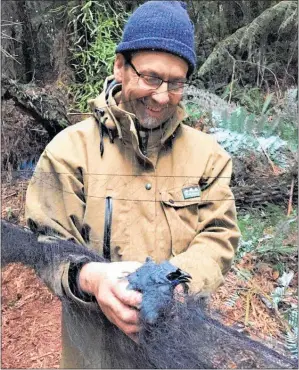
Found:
[130,50,189,76]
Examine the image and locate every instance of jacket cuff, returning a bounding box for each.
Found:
[61,261,99,309]
[69,262,97,303]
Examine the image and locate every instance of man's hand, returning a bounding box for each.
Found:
[78,261,142,341]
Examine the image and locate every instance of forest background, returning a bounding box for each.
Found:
[1,0,298,368]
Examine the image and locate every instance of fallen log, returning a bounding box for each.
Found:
[232,170,298,208]
[2,76,69,138]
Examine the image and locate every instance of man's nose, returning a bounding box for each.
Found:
[151,82,170,105]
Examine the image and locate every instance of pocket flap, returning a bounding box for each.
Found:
[161,185,201,207]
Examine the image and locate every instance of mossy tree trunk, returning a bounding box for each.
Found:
[1,0,72,84]
[1,0,76,171]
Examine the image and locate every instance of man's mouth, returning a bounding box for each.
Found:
[140,98,164,113]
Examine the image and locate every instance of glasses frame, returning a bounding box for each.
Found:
[126,59,188,94]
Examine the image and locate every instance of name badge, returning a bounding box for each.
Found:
[182,185,201,199]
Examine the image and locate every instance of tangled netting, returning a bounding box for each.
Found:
[1,220,297,369]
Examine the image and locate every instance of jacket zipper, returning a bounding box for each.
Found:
[103,196,113,261]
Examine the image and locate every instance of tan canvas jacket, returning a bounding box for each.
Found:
[25,75,240,368]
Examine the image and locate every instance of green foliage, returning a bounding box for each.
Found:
[271,88,298,151]
[222,86,275,115]
[256,216,297,258]
[285,328,298,357]
[272,261,285,276]
[285,308,298,354]
[237,211,266,259]
[225,291,240,307]
[220,86,298,150]
[286,308,298,330]
[234,267,253,281]
[237,206,298,358]
[184,102,203,123]
[273,276,298,357]
[236,205,297,260]
[184,85,297,167]
[194,1,298,92]
[276,120,298,152]
[64,1,130,112]
[5,207,13,220]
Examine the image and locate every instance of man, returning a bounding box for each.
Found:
[26,1,240,368]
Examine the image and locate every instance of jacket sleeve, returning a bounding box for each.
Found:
[169,142,240,294]
[25,144,97,307]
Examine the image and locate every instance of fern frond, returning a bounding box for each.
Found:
[225,291,240,307]
[285,329,298,357]
[287,309,298,331]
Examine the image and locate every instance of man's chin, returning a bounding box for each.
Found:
[137,117,165,130]
[134,102,172,129]
[136,111,171,130]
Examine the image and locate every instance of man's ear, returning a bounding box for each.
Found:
[114,54,125,83]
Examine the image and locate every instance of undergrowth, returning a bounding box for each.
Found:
[236,204,298,357]
[237,204,297,261]
[55,1,130,112]
[184,86,298,168]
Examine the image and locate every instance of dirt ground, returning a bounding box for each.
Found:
[1,179,61,368]
[2,264,61,368]
[1,179,297,368]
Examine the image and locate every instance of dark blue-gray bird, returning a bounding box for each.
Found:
[127,257,191,324]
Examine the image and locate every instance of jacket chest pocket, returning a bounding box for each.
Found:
[85,185,126,257]
[161,186,201,256]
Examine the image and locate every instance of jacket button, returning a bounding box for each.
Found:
[145,183,152,190]
[169,199,174,204]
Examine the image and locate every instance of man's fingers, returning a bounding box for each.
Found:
[106,292,140,325]
[115,262,142,276]
[115,319,140,335]
[127,332,139,344]
[112,280,142,308]
[91,260,143,338]
[101,304,140,336]
[104,301,140,336]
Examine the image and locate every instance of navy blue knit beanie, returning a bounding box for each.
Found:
[116,1,196,76]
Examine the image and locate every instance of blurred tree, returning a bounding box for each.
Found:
[186,0,297,93]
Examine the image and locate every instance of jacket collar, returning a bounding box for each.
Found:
[88,75,188,161]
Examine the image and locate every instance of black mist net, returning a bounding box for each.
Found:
[1,220,297,369]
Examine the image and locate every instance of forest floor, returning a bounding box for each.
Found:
[1,178,298,368]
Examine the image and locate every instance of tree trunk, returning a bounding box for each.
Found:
[1,0,75,172]
[1,0,72,85]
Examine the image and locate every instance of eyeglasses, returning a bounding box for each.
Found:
[126,59,188,95]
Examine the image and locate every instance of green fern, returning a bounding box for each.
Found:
[285,329,298,357]
[225,291,240,307]
[287,309,298,329]
[283,306,298,357]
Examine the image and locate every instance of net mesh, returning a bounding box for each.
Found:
[1,220,297,369]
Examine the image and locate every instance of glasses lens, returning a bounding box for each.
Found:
[138,75,161,89]
[168,81,186,94]
[138,75,187,95]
